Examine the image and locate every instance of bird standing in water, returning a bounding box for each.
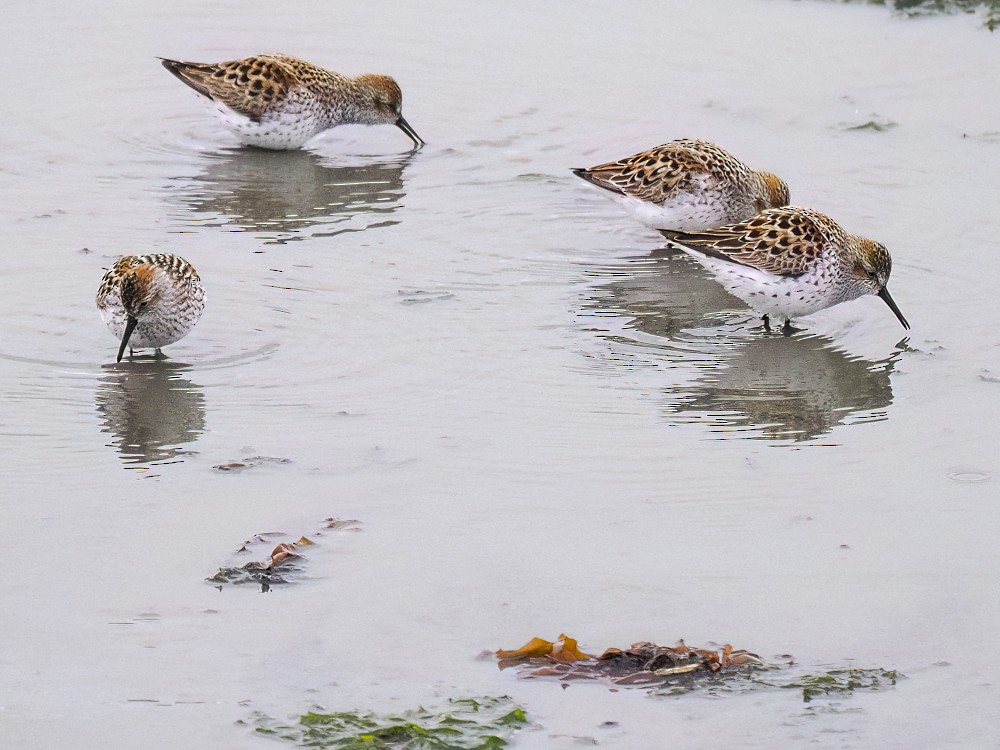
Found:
[161,53,424,150]
[97,254,206,362]
[573,139,789,230]
[660,206,909,333]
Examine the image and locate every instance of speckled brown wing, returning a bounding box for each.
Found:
[660,206,837,277]
[161,56,294,121]
[572,141,731,203]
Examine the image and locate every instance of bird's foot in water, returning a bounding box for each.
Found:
[760,315,801,335]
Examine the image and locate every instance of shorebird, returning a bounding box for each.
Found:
[573,139,788,230]
[660,206,909,333]
[97,254,206,362]
[161,53,423,150]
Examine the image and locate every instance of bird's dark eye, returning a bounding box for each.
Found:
[867,270,877,279]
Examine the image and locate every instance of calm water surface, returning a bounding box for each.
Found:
[2,1,999,747]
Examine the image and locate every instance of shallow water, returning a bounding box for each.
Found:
[2,0,999,747]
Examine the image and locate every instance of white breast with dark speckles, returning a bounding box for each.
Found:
[681,249,863,321]
[213,88,347,150]
[99,273,205,351]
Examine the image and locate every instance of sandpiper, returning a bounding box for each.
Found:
[572,139,789,230]
[660,206,909,333]
[160,53,423,150]
[97,254,206,362]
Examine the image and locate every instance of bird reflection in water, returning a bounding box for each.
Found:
[679,334,896,441]
[584,247,903,443]
[96,359,205,466]
[172,149,409,243]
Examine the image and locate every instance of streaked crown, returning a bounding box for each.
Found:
[852,239,893,290]
[355,73,403,122]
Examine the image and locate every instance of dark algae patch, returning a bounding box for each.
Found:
[762,667,900,703]
[206,534,311,589]
[207,518,360,591]
[248,697,528,749]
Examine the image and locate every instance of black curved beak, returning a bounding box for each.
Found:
[878,287,909,330]
[395,115,424,149]
[117,316,138,362]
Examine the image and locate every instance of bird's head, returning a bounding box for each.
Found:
[356,74,424,148]
[853,239,909,330]
[121,264,160,320]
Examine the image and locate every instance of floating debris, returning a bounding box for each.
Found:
[397,289,456,304]
[843,118,898,133]
[247,696,527,748]
[208,518,360,591]
[496,635,900,701]
[496,633,589,666]
[213,455,291,472]
[497,635,761,690]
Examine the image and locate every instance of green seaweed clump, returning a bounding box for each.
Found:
[893,0,992,13]
[249,697,528,749]
[841,0,1000,30]
[772,667,899,703]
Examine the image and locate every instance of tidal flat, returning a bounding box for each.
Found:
[1,1,998,748]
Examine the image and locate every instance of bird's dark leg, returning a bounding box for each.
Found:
[154,348,165,359]
[782,319,802,336]
[762,314,772,333]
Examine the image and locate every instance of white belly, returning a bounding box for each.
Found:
[681,251,841,321]
[214,103,326,149]
[616,193,748,232]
